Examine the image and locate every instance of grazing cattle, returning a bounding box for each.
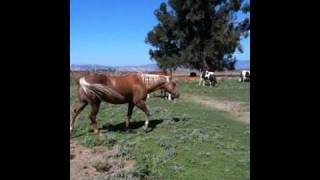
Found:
[239,70,250,82]
[143,73,173,100]
[70,73,179,133]
[199,70,217,87]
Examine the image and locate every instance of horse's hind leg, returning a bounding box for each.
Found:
[168,93,172,101]
[126,102,134,130]
[89,102,101,133]
[70,101,88,132]
[135,100,150,131]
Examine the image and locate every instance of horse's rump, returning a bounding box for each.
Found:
[79,77,125,101]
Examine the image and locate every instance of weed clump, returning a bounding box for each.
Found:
[112,163,158,180]
[117,141,136,160]
[190,129,209,142]
[157,137,177,163]
[157,147,177,164]
[158,137,176,150]
[81,134,117,148]
[169,165,184,172]
[199,151,212,157]
[93,160,112,173]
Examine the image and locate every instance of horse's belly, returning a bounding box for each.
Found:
[102,96,130,104]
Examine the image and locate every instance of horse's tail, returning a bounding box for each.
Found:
[79,77,125,100]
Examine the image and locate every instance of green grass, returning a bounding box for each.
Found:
[179,80,250,103]
[70,79,250,180]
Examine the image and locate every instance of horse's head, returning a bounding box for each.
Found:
[163,80,180,99]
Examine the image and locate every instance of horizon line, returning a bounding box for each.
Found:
[70,59,250,67]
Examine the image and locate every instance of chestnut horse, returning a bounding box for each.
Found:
[70,72,179,133]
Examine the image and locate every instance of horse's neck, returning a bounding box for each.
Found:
[146,80,166,93]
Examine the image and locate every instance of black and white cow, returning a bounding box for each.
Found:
[199,70,217,87]
[239,70,250,82]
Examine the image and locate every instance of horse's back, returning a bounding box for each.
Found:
[110,74,143,84]
[82,73,109,85]
[108,74,146,97]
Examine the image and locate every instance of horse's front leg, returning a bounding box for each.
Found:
[135,100,150,131]
[126,102,134,130]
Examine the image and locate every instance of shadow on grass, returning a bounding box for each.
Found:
[101,119,165,133]
[70,117,189,138]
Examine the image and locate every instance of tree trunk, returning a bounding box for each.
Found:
[162,69,168,75]
[205,56,216,72]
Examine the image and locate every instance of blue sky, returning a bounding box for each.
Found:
[71,0,250,66]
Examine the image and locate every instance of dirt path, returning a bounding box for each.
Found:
[185,94,250,123]
[70,140,135,180]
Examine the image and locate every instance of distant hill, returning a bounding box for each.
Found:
[70,60,249,72]
[113,64,160,72]
[70,64,116,71]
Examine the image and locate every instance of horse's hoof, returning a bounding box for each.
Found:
[94,129,99,134]
[142,126,151,133]
[89,128,100,134]
[127,129,135,133]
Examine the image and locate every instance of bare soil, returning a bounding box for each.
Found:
[70,141,135,180]
[187,94,250,123]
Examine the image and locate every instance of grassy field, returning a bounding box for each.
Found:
[70,79,250,180]
[179,80,250,103]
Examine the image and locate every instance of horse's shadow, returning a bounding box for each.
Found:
[100,119,165,133]
[71,117,189,138]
